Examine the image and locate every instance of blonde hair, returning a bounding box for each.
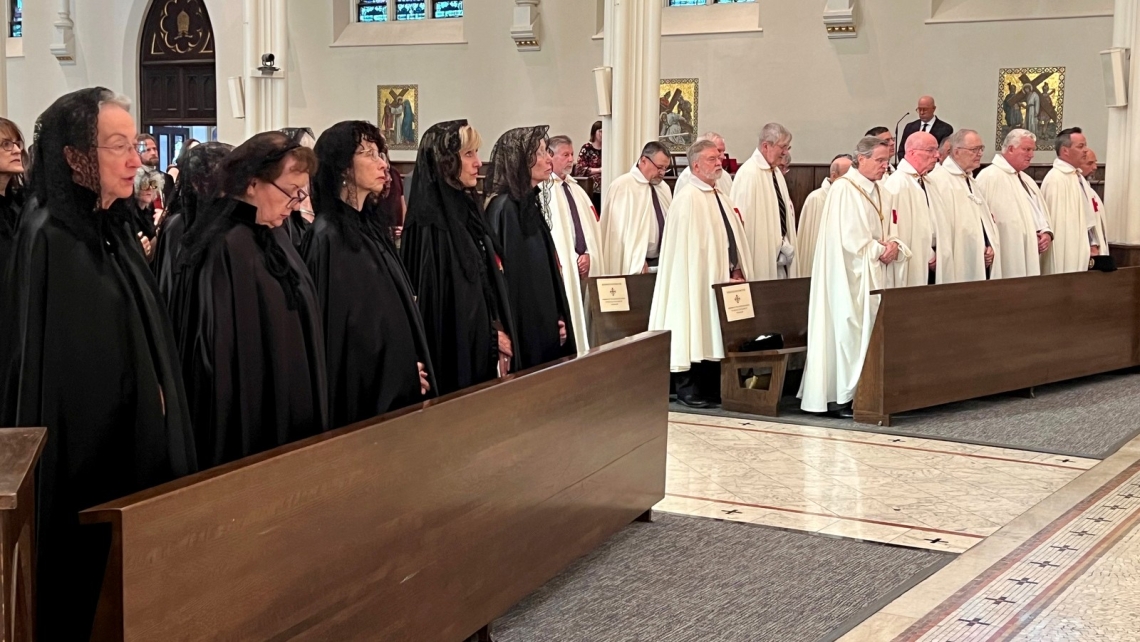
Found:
[459,125,482,155]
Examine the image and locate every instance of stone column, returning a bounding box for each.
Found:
[600,0,661,194]
[243,0,288,138]
[1105,0,1140,244]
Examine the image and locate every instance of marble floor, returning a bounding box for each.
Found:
[657,412,1097,553]
[653,412,1140,639]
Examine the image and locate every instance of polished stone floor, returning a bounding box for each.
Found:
[657,412,1140,640]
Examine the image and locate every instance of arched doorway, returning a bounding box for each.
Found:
[139,0,217,170]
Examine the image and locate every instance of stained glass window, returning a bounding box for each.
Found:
[359,0,387,22]
[433,1,463,19]
[10,0,22,38]
[395,0,426,21]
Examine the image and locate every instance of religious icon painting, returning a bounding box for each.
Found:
[995,67,1065,151]
[659,78,699,152]
[377,84,419,150]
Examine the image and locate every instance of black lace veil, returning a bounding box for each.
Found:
[166,142,232,231]
[484,126,551,233]
[312,120,390,251]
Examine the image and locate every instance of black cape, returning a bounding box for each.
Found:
[302,199,438,427]
[0,186,197,639]
[151,210,185,305]
[0,182,24,266]
[486,192,577,369]
[401,205,519,396]
[284,209,311,250]
[175,199,329,469]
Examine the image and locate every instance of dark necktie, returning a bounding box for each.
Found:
[714,191,740,272]
[650,185,666,245]
[964,176,992,249]
[561,182,588,256]
[917,175,930,207]
[771,171,788,237]
[921,122,929,133]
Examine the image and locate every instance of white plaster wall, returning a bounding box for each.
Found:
[4,0,1114,165]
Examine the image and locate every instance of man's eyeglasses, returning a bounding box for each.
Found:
[642,155,671,173]
[271,182,308,210]
[963,145,986,155]
[0,140,23,152]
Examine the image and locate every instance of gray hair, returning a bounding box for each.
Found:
[946,129,979,152]
[134,166,164,194]
[829,154,853,175]
[759,122,791,146]
[853,136,889,164]
[686,139,719,169]
[548,135,574,153]
[1002,128,1036,151]
[697,131,725,145]
[98,92,133,112]
[641,140,669,160]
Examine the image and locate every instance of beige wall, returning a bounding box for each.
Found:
[5,0,1113,165]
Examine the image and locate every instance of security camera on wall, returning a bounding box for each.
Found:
[258,53,279,74]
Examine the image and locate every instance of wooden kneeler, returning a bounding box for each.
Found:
[720,346,806,416]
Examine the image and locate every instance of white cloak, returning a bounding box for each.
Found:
[599,166,673,275]
[676,166,733,196]
[1082,175,1110,255]
[927,159,1002,282]
[796,178,830,278]
[883,159,943,286]
[1040,158,1094,273]
[799,167,891,412]
[730,148,799,281]
[648,173,754,372]
[547,173,605,355]
[974,155,1047,278]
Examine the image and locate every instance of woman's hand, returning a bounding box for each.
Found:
[497,331,513,375]
[558,320,567,346]
[417,362,430,395]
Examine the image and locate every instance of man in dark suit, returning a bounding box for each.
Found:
[898,95,953,162]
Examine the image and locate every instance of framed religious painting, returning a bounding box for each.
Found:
[995,67,1065,151]
[377,84,419,150]
[659,78,699,152]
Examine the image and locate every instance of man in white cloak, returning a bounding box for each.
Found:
[927,129,1001,282]
[975,129,1054,278]
[866,126,896,175]
[649,139,752,408]
[883,131,943,286]
[1081,149,1109,255]
[546,135,605,355]
[799,136,903,417]
[599,141,673,275]
[1041,127,1097,273]
[731,122,799,280]
[677,132,734,195]
[798,154,852,277]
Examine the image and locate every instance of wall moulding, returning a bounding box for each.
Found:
[927,0,1112,25]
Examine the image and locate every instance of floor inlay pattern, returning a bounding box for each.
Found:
[893,458,1140,641]
[658,413,1096,553]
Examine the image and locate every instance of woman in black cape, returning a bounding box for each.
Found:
[174,131,329,469]
[281,126,317,249]
[401,120,518,395]
[152,142,232,314]
[0,116,27,263]
[303,120,436,427]
[484,126,576,368]
[0,87,197,640]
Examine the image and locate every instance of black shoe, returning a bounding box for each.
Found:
[830,405,854,419]
[677,394,712,409]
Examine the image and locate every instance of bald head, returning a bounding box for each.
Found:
[904,131,939,175]
[1083,149,1099,177]
[917,95,937,122]
[829,154,853,181]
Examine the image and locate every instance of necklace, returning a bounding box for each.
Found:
[838,176,883,222]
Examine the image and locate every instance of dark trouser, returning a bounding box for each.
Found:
[672,360,721,402]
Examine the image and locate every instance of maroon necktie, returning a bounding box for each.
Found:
[562,182,588,256]
[650,186,666,245]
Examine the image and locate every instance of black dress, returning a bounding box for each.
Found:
[284,209,312,250]
[302,199,437,427]
[176,199,329,468]
[0,184,197,640]
[151,210,185,304]
[0,182,24,265]
[486,190,577,369]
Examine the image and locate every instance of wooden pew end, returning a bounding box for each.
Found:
[636,509,654,523]
[854,411,891,427]
[719,347,806,417]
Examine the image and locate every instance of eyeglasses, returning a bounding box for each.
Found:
[270,182,308,209]
[355,148,386,162]
[962,146,986,154]
[642,155,671,173]
[95,141,148,157]
[0,140,23,152]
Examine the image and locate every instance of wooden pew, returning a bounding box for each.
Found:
[0,428,45,642]
[714,278,812,416]
[854,269,1140,426]
[584,273,658,347]
[82,332,670,642]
